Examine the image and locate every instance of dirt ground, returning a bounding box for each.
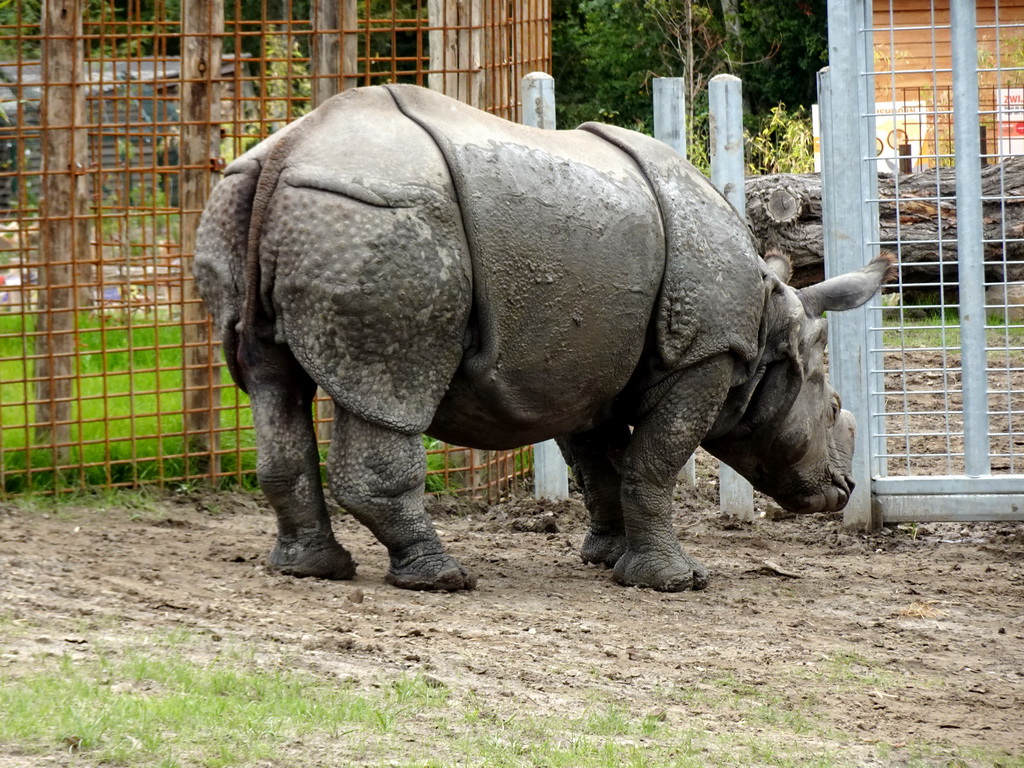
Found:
[2,452,1023,766]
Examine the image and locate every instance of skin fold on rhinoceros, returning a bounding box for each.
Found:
[193,84,894,593]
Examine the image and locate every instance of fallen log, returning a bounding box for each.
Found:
[745,156,1024,293]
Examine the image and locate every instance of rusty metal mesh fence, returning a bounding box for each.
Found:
[0,0,545,498]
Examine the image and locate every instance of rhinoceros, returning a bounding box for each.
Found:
[193,84,892,593]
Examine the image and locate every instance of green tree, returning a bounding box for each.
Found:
[553,0,673,130]
[553,0,827,162]
[735,0,828,114]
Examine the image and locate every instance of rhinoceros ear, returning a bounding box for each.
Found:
[797,251,898,318]
[763,250,793,284]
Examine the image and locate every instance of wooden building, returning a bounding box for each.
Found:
[871,0,1024,168]
[873,0,1024,94]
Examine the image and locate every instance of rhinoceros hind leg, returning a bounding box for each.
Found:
[557,421,631,568]
[613,355,734,592]
[269,536,356,580]
[327,411,476,591]
[580,531,628,569]
[247,341,357,581]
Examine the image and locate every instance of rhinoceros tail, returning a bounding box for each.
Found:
[237,111,321,357]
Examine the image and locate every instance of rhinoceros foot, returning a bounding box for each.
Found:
[385,553,478,592]
[613,548,710,592]
[269,534,357,581]
[580,530,627,568]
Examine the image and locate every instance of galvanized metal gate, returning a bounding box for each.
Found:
[824,0,1024,527]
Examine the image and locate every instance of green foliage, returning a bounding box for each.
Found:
[0,0,41,60]
[745,103,814,174]
[263,26,313,132]
[735,0,828,114]
[553,0,828,166]
[553,0,674,131]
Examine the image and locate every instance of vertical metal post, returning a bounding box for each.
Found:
[652,77,695,486]
[823,0,883,530]
[709,74,754,520]
[709,74,745,208]
[521,72,568,501]
[653,77,686,158]
[951,2,991,478]
[180,0,224,478]
[521,71,556,129]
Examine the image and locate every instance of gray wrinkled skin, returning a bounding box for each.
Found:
[193,85,893,593]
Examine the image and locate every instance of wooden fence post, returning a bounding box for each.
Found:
[35,0,89,462]
[180,0,224,479]
[429,0,484,107]
[310,0,361,99]
[310,0,341,106]
[342,0,360,91]
[309,0,346,444]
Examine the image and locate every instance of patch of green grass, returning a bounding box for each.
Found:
[879,303,1024,351]
[1,312,257,494]
[819,650,903,691]
[2,635,1021,768]
[1,312,480,497]
[0,647,448,767]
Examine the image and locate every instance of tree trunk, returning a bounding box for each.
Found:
[744,157,1024,293]
[180,0,224,479]
[36,0,89,459]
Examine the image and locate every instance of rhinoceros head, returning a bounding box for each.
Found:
[705,252,896,515]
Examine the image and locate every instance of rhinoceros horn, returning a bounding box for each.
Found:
[797,252,898,318]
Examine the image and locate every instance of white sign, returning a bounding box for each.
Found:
[874,101,927,173]
[997,87,1024,157]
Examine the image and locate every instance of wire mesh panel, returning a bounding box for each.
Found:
[871,0,1024,476]
[826,0,1024,523]
[0,0,545,499]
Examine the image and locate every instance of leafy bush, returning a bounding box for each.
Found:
[745,104,814,175]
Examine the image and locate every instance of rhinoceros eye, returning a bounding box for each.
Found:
[829,393,842,423]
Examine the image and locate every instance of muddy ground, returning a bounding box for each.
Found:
[1,453,1022,766]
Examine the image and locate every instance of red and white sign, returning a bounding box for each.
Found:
[997,88,1024,156]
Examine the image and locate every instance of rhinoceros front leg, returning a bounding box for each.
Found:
[614,354,735,592]
[327,411,477,591]
[556,420,631,567]
[247,343,357,580]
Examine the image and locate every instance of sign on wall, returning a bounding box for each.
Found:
[873,101,927,173]
[997,87,1024,157]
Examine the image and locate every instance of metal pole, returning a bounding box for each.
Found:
[521,72,568,501]
[709,74,754,520]
[950,2,991,478]
[521,72,556,129]
[710,74,745,210]
[823,0,881,530]
[653,77,686,158]
[652,77,696,486]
